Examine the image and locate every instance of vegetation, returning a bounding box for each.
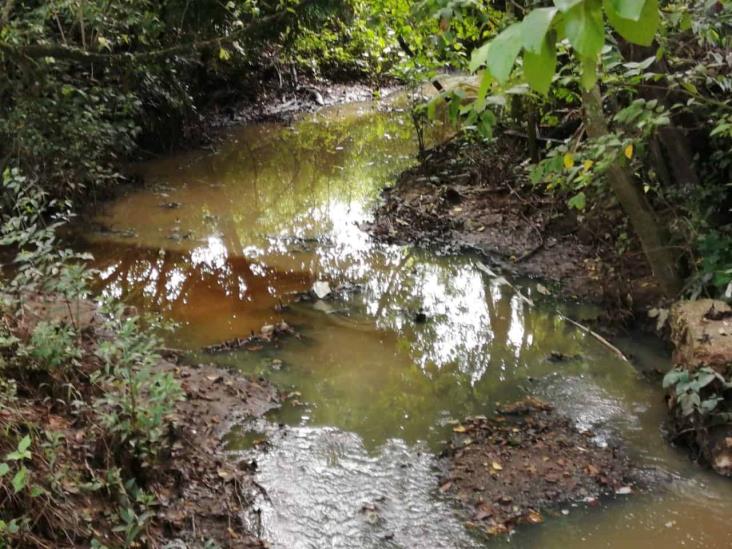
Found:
[402,0,731,302]
[1,0,731,543]
[0,169,181,545]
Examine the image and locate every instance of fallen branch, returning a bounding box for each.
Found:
[557,313,630,363]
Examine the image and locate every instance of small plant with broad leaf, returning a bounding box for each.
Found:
[663,366,732,422]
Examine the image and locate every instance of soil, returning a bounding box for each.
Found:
[174,77,395,157]
[439,397,636,536]
[367,137,664,322]
[220,80,395,127]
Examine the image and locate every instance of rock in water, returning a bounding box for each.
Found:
[312,280,331,299]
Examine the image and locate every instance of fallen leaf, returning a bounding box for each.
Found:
[453,425,467,433]
[473,502,494,520]
[526,510,543,524]
[217,468,234,481]
[491,461,503,471]
[586,464,600,476]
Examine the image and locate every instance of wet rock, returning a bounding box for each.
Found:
[158,201,182,209]
[312,280,332,299]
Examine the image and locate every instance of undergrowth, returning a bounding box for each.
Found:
[0,167,182,547]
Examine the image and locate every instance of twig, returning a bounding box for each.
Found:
[476,262,630,363]
[503,129,565,144]
[558,313,630,363]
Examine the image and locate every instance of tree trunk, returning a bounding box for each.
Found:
[582,85,682,297]
[621,42,701,190]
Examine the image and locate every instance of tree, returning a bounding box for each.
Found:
[469,0,683,296]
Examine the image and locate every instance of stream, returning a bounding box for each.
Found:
[77,98,732,548]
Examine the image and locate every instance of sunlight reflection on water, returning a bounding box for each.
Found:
[77,100,732,549]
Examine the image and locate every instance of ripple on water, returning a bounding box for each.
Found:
[237,426,481,549]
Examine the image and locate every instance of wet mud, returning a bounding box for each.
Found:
[439,398,635,537]
[367,138,663,321]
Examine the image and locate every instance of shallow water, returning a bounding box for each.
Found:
[79,99,732,548]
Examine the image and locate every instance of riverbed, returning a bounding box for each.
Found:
[77,98,732,548]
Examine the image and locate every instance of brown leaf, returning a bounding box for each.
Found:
[473,503,494,521]
[526,510,543,524]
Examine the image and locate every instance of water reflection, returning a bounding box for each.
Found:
[82,100,631,445]
[76,98,732,549]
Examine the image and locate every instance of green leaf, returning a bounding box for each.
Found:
[521,8,559,53]
[12,467,28,493]
[555,0,584,11]
[568,191,586,210]
[564,0,604,58]
[474,70,493,112]
[606,0,647,21]
[469,41,491,73]
[604,0,659,46]
[524,35,557,95]
[0,463,9,477]
[696,369,722,388]
[17,435,31,453]
[700,396,723,414]
[485,23,524,82]
[663,369,688,388]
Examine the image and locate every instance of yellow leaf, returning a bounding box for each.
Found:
[453,425,467,433]
[582,159,594,172]
[491,461,503,471]
[219,47,231,61]
[624,144,634,160]
[563,153,574,169]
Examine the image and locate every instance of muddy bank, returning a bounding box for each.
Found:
[367,137,662,321]
[665,299,732,476]
[439,398,636,536]
[152,359,280,547]
[221,80,395,126]
[170,78,394,155]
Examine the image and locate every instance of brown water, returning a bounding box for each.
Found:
[78,98,732,548]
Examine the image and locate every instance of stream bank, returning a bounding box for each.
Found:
[439,397,636,537]
[665,299,732,476]
[367,137,664,325]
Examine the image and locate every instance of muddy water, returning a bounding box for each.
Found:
[79,100,732,548]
